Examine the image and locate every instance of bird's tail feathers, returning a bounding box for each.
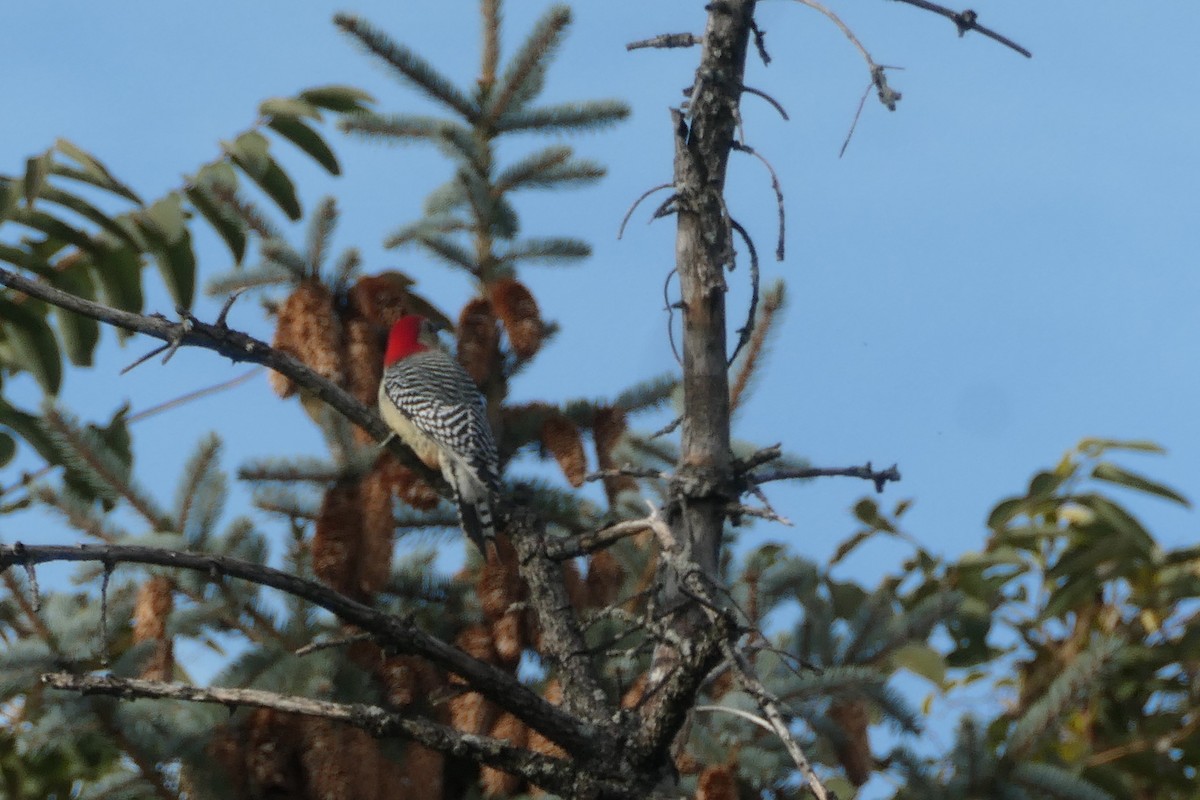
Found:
[451,484,496,557]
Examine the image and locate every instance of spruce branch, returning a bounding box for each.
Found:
[494,147,605,193]
[304,196,338,273]
[334,14,478,120]
[480,0,501,90]
[488,4,572,121]
[730,280,784,411]
[495,100,629,134]
[498,237,591,266]
[1008,636,1123,758]
[41,406,169,530]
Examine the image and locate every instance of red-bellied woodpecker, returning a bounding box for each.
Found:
[378,315,500,553]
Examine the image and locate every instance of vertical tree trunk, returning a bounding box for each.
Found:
[671,0,755,581]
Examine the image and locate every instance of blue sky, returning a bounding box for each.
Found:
[3,0,1198,794]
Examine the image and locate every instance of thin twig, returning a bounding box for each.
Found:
[726,503,793,526]
[547,515,654,560]
[753,462,901,493]
[663,268,682,366]
[741,85,789,121]
[727,219,760,366]
[748,18,771,65]
[839,79,874,158]
[127,369,261,423]
[647,415,683,441]
[626,32,700,51]
[215,287,249,328]
[99,562,111,666]
[294,632,373,656]
[0,370,259,503]
[119,342,171,375]
[694,703,774,733]
[723,643,831,800]
[891,0,1032,58]
[618,183,673,239]
[791,0,902,111]
[731,143,785,260]
[584,466,668,483]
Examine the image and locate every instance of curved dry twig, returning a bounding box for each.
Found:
[790,0,902,112]
[741,85,789,121]
[618,183,674,239]
[662,267,683,366]
[727,219,760,367]
[731,142,785,260]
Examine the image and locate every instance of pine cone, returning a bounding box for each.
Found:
[490,278,544,358]
[541,413,588,488]
[457,298,501,385]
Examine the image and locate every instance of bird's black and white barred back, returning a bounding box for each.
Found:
[379,343,501,553]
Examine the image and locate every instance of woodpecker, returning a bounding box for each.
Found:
[378,315,500,553]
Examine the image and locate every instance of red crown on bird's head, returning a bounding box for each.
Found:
[384,315,431,365]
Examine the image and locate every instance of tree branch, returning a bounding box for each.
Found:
[891,0,1032,58]
[626,32,700,51]
[508,510,614,730]
[0,266,433,479]
[0,543,596,756]
[721,643,831,800]
[752,462,901,493]
[41,672,629,799]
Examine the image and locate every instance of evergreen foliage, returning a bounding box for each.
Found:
[0,3,1195,800]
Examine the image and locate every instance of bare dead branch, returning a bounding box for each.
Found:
[214,287,249,328]
[791,0,902,111]
[741,85,789,121]
[727,218,760,367]
[662,268,682,366]
[840,78,875,158]
[722,643,832,800]
[753,462,902,492]
[626,32,701,51]
[40,673,628,798]
[547,516,653,560]
[508,510,614,729]
[732,143,785,261]
[294,632,373,656]
[0,543,594,755]
[749,17,771,65]
[891,0,1032,58]
[0,266,437,482]
[617,183,674,239]
[694,702,774,733]
[726,502,793,526]
[584,466,668,483]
